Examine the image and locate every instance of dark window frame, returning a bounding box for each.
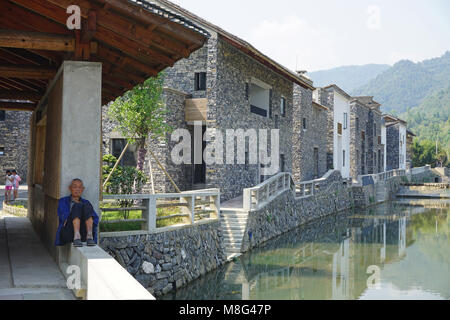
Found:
[280,97,286,117]
[194,72,207,91]
[0,110,5,121]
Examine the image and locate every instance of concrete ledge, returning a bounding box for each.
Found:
[59,245,155,300]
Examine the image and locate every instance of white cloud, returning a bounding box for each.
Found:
[366,5,382,31]
[247,16,338,72]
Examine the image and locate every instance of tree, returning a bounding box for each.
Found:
[108,72,169,172]
[107,73,180,193]
[412,139,449,168]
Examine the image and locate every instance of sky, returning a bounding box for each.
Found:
[169,0,450,72]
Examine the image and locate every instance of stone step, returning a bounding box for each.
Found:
[223,236,243,242]
[221,230,246,237]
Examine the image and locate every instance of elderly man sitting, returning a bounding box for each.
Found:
[55,179,99,247]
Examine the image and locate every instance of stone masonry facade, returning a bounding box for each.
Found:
[0,110,31,182]
[292,84,328,181]
[104,33,295,201]
[349,98,384,179]
[386,124,400,171]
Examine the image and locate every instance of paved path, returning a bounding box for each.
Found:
[0,216,75,300]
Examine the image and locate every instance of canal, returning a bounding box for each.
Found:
[162,200,449,300]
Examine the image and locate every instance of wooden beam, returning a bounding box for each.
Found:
[98,0,205,45]
[46,0,190,58]
[0,101,36,111]
[0,29,75,52]
[0,65,56,79]
[0,90,42,101]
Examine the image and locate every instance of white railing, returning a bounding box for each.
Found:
[356,167,428,185]
[243,172,294,211]
[243,170,343,211]
[101,189,220,232]
[407,165,431,176]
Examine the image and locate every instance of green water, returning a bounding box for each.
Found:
[162,200,450,300]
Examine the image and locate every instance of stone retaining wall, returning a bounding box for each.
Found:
[1,200,28,217]
[241,180,354,252]
[99,220,226,297]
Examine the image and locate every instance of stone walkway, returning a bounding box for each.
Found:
[0,216,75,300]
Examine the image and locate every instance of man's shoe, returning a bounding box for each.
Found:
[87,238,96,247]
[73,239,83,247]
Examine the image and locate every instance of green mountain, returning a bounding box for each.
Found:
[307,64,390,93]
[403,86,450,154]
[352,52,450,114]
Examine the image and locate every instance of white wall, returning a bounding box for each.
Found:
[381,122,387,171]
[333,92,351,178]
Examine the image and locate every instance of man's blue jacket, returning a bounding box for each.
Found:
[54,196,100,246]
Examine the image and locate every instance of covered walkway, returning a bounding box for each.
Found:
[0,216,74,300]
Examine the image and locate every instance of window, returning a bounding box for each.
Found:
[280,154,285,173]
[343,150,346,167]
[303,118,307,130]
[356,118,359,131]
[378,136,382,145]
[0,146,4,155]
[249,82,271,118]
[194,72,206,91]
[337,123,343,135]
[361,131,365,141]
[343,113,348,129]
[111,139,138,167]
[280,97,286,117]
[0,111,5,121]
[245,83,249,100]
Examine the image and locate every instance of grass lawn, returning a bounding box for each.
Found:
[99,202,185,232]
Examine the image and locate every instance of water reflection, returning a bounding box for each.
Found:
[162,200,449,300]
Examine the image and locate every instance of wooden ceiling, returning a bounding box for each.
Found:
[0,0,209,111]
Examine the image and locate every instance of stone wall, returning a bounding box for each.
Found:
[204,37,294,201]
[0,111,31,182]
[1,200,28,217]
[349,101,384,179]
[293,85,328,181]
[241,175,354,252]
[99,220,226,297]
[386,125,400,171]
[314,88,334,171]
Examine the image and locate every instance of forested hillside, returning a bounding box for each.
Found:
[307,64,390,93]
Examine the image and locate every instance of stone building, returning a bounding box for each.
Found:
[384,115,408,171]
[103,0,314,202]
[349,97,384,179]
[0,110,31,182]
[293,82,329,181]
[406,130,416,169]
[313,85,351,179]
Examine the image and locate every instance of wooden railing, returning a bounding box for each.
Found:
[101,189,220,232]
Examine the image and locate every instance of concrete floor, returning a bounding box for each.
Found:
[0,196,75,300]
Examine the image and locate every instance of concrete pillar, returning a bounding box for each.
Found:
[59,61,102,211]
[28,61,102,260]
